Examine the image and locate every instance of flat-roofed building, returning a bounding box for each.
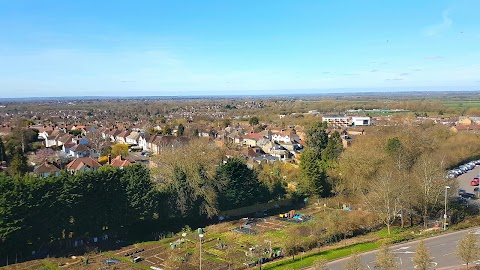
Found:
[351,116,371,126]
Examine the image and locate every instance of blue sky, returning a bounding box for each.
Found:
[1,0,480,97]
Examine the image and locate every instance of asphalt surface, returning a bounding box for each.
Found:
[323,228,480,270]
[456,166,480,201]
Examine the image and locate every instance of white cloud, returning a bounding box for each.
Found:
[424,10,453,37]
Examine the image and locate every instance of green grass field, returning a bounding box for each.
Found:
[262,242,380,270]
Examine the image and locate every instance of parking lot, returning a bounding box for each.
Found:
[454,162,480,204]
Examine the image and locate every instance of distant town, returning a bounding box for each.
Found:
[2,92,480,270]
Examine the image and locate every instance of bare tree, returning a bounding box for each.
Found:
[412,154,452,228]
[374,245,398,270]
[457,233,478,269]
[312,258,329,270]
[283,230,300,261]
[413,240,432,270]
[85,127,109,156]
[343,252,365,270]
[363,167,402,235]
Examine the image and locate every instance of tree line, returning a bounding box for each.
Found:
[0,148,280,262]
[0,164,157,259]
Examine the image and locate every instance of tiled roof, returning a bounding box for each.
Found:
[110,155,135,167]
[244,133,264,140]
[116,130,131,138]
[63,142,76,149]
[71,143,90,152]
[66,157,102,171]
[34,162,60,174]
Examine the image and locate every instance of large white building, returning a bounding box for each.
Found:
[351,116,371,126]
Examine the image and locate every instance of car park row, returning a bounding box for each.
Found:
[447,160,480,178]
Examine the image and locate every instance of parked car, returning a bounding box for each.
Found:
[459,188,466,195]
[461,192,476,200]
[471,178,479,186]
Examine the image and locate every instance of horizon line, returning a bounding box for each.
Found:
[1,88,480,101]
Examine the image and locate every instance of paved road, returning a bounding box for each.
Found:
[322,228,480,270]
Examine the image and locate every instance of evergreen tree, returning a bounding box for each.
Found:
[9,149,28,175]
[171,166,194,217]
[299,121,342,197]
[215,157,267,210]
[121,164,157,222]
[248,116,259,126]
[321,131,343,163]
[177,123,185,136]
[0,137,6,163]
[299,148,329,196]
[305,121,329,151]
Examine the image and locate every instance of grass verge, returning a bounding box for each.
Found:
[262,242,379,270]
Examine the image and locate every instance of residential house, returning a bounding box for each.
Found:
[36,126,54,139]
[138,134,150,150]
[242,132,264,147]
[146,134,160,152]
[56,133,73,147]
[226,131,244,144]
[257,138,275,154]
[41,130,63,147]
[33,161,61,177]
[253,154,279,164]
[259,129,273,140]
[45,135,59,147]
[66,157,102,173]
[241,147,264,159]
[70,144,98,158]
[270,145,291,161]
[115,130,131,143]
[109,155,135,168]
[126,131,141,145]
[271,131,299,144]
[150,135,189,154]
[62,142,76,154]
[106,129,122,142]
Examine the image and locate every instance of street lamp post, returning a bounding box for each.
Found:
[199,233,204,270]
[444,186,450,230]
